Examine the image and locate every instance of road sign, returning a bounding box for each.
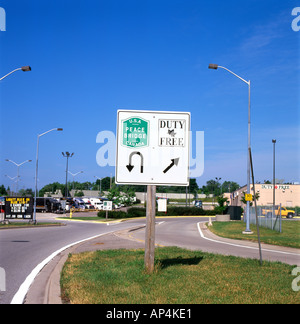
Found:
[245,193,253,201]
[116,110,190,186]
[103,201,113,211]
[157,198,167,212]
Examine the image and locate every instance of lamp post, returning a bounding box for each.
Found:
[2,65,32,191]
[215,177,222,195]
[33,128,63,224]
[62,152,74,197]
[94,176,102,196]
[5,175,18,196]
[209,63,252,233]
[5,159,32,194]
[68,171,83,191]
[272,139,276,215]
[0,66,31,81]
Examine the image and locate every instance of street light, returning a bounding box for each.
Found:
[62,152,74,197]
[215,177,222,195]
[5,175,18,196]
[209,63,252,233]
[68,170,83,191]
[33,128,63,224]
[0,66,31,81]
[94,176,102,196]
[5,159,32,194]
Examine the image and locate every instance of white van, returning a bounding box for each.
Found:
[82,198,93,209]
[89,198,103,210]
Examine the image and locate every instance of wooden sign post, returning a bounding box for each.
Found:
[144,185,156,273]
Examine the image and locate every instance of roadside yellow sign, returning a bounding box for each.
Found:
[245,193,253,201]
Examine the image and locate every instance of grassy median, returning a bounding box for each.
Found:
[0,222,63,228]
[208,221,300,249]
[60,247,299,304]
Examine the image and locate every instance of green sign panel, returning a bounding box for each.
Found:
[122,117,149,148]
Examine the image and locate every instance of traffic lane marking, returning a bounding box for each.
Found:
[10,221,163,304]
[119,221,165,247]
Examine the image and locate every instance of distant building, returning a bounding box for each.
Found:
[226,184,300,208]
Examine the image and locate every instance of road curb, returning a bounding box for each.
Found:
[0,223,66,230]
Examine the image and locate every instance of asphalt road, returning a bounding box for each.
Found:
[137,217,300,265]
[1,214,299,304]
[0,214,145,304]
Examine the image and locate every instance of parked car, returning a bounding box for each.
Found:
[194,200,203,208]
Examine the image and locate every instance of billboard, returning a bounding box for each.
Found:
[4,197,33,220]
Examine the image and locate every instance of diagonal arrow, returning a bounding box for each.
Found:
[163,158,179,173]
[126,151,144,173]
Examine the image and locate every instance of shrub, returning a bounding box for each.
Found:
[127,207,146,218]
[97,206,216,219]
[159,206,216,216]
[97,210,128,219]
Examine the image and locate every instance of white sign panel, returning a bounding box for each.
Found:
[103,201,113,211]
[157,198,167,212]
[116,110,190,186]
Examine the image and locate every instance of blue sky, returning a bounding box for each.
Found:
[0,0,299,191]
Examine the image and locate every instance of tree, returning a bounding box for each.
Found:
[200,179,220,196]
[200,179,240,196]
[0,185,8,196]
[214,195,229,215]
[92,176,114,192]
[19,188,34,197]
[106,184,121,204]
[221,181,240,193]
[39,182,65,197]
[119,186,136,206]
[106,184,136,207]
[189,178,199,195]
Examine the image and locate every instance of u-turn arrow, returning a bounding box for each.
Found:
[126,151,144,173]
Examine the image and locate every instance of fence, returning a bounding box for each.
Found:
[248,204,282,232]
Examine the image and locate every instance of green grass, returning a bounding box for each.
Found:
[209,221,300,249]
[60,247,299,304]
